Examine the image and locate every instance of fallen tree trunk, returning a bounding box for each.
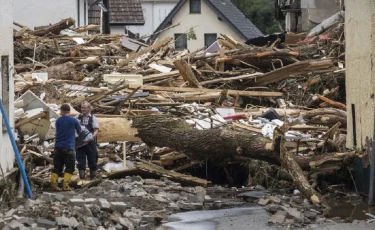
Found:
[29,18,76,36]
[132,116,352,170]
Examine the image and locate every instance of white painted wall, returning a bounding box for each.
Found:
[0,0,15,173]
[13,0,88,29]
[300,0,340,31]
[125,0,178,36]
[157,0,242,51]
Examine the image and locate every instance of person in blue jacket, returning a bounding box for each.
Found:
[50,104,81,191]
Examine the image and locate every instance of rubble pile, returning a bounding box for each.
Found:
[6,15,370,228]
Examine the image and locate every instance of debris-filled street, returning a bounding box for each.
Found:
[1,0,375,229]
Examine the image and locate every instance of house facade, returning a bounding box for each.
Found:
[14,0,88,29]
[88,0,145,35]
[345,0,375,150]
[278,0,341,32]
[153,0,263,51]
[0,0,15,173]
[126,0,179,37]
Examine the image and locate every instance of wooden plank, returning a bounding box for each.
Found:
[232,122,262,133]
[143,70,180,82]
[249,59,335,86]
[200,72,263,86]
[160,152,188,166]
[174,59,201,88]
[289,124,329,131]
[107,162,208,187]
[15,112,48,128]
[118,37,173,67]
[128,84,284,97]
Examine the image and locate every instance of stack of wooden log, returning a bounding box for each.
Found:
[13,18,353,206]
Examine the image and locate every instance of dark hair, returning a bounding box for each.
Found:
[60,104,71,112]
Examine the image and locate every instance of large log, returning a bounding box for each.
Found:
[97,118,140,143]
[29,18,76,36]
[132,116,350,170]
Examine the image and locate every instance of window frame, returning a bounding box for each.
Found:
[204,33,217,47]
[174,33,188,51]
[190,0,201,14]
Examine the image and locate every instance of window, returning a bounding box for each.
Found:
[174,34,187,50]
[1,56,10,132]
[190,0,201,13]
[205,34,217,47]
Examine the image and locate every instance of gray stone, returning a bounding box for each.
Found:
[255,185,265,190]
[88,186,105,195]
[84,217,97,227]
[37,219,56,229]
[111,202,128,213]
[61,228,73,230]
[168,202,180,211]
[24,199,35,210]
[304,211,317,220]
[55,217,70,227]
[7,220,23,230]
[101,180,120,191]
[141,215,154,222]
[268,196,281,204]
[283,207,303,220]
[204,195,212,202]
[84,198,96,204]
[177,201,195,211]
[130,218,141,227]
[166,193,180,202]
[69,199,85,207]
[153,195,168,203]
[18,218,35,227]
[136,191,147,197]
[187,195,202,203]
[68,218,79,228]
[5,209,17,217]
[123,211,139,219]
[98,198,111,211]
[258,198,270,206]
[83,205,93,217]
[316,217,326,223]
[130,189,139,197]
[108,191,124,198]
[191,203,204,210]
[76,223,85,230]
[136,223,153,230]
[97,227,105,230]
[268,214,286,224]
[30,228,46,230]
[119,217,134,230]
[131,176,143,182]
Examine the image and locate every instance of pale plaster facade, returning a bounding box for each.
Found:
[126,0,178,37]
[157,0,242,51]
[345,0,375,149]
[14,0,88,29]
[0,0,15,173]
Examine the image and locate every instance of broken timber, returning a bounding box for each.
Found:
[107,161,208,187]
[128,84,283,97]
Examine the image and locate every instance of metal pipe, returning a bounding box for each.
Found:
[0,99,33,198]
[17,156,30,198]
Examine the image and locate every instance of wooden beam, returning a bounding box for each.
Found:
[249,59,335,86]
[128,84,283,97]
[200,72,263,86]
[15,112,48,128]
[173,59,201,88]
[143,70,180,83]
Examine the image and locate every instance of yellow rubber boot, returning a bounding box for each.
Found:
[50,173,61,191]
[63,173,73,191]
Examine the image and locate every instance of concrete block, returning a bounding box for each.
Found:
[111,202,128,213]
[119,217,134,230]
[98,198,111,211]
[258,198,270,206]
[268,214,286,224]
[7,220,23,230]
[68,199,85,207]
[84,217,97,227]
[5,209,17,218]
[37,219,56,229]
[84,198,97,204]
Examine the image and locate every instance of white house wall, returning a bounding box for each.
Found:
[0,0,15,173]
[300,0,340,31]
[126,1,178,36]
[13,0,88,29]
[157,0,242,51]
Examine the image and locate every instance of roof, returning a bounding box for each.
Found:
[150,0,263,41]
[88,0,145,25]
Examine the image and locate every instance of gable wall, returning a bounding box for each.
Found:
[157,0,243,51]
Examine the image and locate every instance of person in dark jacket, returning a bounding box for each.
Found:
[75,101,99,180]
[50,104,81,191]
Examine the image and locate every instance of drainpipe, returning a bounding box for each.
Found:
[102,0,111,34]
[77,0,81,27]
[0,99,32,198]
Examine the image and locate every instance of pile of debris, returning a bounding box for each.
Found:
[8,14,366,228]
